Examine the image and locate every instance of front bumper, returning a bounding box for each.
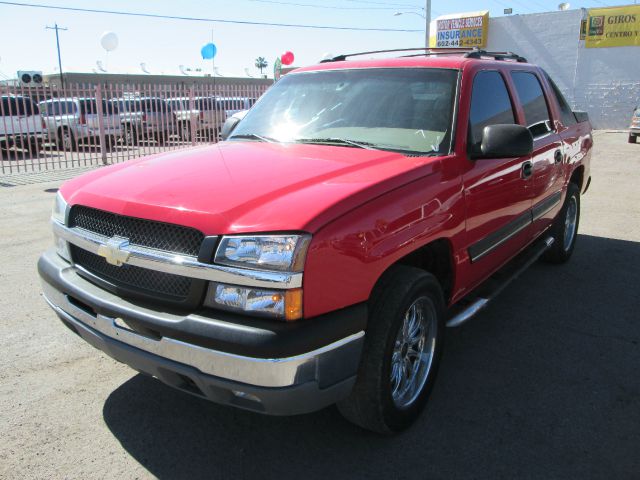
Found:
[38,250,365,415]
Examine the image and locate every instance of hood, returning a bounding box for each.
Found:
[61,142,442,235]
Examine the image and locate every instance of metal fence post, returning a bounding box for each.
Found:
[95,84,108,165]
[188,88,197,147]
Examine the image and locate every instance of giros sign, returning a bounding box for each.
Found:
[432,11,489,49]
[585,5,640,48]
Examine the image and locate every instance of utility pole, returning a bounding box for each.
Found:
[425,0,431,49]
[46,23,67,89]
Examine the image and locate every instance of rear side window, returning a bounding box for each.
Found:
[1,96,37,116]
[511,72,552,137]
[79,99,98,115]
[469,71,516,147]
[545,74,577,126]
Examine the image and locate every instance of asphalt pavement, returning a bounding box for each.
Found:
[0,131,638,479]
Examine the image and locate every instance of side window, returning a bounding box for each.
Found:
[469,71,516,147]
[511,71,552,137]
[545,74,577,126]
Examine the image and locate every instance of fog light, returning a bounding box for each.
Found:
[54,234,71,262]
[204,283,303,321]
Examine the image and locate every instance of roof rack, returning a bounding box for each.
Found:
[320,47,475,63]
[463,49,528,63]
[320,47,528,64]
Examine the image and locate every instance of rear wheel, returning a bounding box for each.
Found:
[542,182,581,264]
[179,122,192,142]
[337,265,445,434]
[58,128,77,151]
[123,125,139,146]
[629,134,637,144]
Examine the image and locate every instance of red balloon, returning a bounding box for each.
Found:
[281,51,295,66]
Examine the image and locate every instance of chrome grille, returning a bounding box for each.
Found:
[72,247,192,299]
[68,205,205,304]
[69,205,203,256]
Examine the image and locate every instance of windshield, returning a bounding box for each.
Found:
[230,68,458,154]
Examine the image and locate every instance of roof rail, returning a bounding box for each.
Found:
[320,47,475,63]
[463,48,528,63]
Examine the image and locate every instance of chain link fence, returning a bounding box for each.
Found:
[1,82,270,176]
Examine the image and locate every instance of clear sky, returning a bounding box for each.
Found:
[0,0,634,79]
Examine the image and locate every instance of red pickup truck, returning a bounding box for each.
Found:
[38,49,592,434]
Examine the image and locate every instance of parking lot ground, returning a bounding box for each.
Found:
[0,131,638,479]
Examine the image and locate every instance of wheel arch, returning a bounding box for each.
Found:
[371,238,455,305]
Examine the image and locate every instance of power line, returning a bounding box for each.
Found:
[344,0,424,7]
[0,1,423,32]
[247,0,423,10]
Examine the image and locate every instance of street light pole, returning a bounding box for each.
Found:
[425,0,431,49]
[46,23,67,89]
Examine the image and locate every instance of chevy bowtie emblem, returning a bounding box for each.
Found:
[97,236,131,267]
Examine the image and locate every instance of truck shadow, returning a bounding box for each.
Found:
[102,233,640,480]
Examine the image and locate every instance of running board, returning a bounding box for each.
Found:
[446,236,554,328]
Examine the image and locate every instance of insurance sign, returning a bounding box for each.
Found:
[585,5,640,48]
[435,11,489,49]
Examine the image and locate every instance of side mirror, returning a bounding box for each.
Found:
[220,116,241,141]
[573,111,589,123]
[475,124,533,159]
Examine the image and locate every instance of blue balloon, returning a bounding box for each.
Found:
[201,43,217,60]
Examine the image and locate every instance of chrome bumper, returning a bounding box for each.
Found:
[39,250,364,393]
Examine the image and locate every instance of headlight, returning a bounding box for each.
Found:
[52,191,68,225]
[51,191,71,261]
[215,234,311,272]
[204,283,303,321]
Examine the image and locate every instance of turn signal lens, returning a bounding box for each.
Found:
[204,283,303,321]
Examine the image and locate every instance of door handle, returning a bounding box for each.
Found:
[554,149,563,164]
[522,160,533,179]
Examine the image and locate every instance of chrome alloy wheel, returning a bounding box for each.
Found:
[563,195,578,251]
[390,297,437,409]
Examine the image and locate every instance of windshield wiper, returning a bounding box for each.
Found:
[294,137,376,150]
[229,133,277,143]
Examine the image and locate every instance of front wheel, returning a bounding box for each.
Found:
[629,134,637,144]
[337,265,445,434]
[542,182,581,264]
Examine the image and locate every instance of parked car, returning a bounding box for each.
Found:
[39,97,122,151]
[170,96,226,141]
[0,94,46,156]
[39,49,593,433]
[629,104,639,143]
[218,96,257,118]
[110,97,174,145]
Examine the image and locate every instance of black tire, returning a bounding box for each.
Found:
[155,131,167,145]
[124,125,139,146]
[629,134,637,144]
[337,265,445,434]
[57,128,78,151]
[179,122,192,142]
[542,182,581,264]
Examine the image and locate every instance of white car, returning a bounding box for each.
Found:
[39,97,122,151]
[1,95,46,156]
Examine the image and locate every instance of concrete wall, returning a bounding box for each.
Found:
[486,9,640,129]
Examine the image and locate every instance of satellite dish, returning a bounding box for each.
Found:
[140,62,150,74]
[101,31,119,52]
[96,60,107,72]
[321,52,334,61]
[178,64,189,76]
[244,68,254,78]
[558,2,570,10]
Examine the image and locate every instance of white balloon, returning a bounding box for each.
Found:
[101,31,119,52]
